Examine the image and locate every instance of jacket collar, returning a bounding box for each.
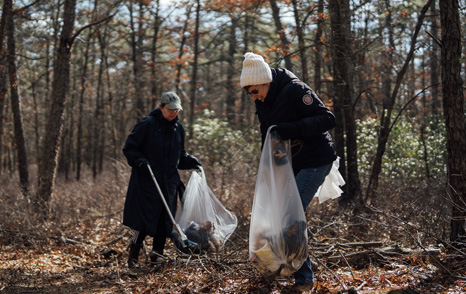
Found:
[149,107,178,126]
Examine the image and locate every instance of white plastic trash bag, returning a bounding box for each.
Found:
[249,127,308,277]
[176,167,238,253]
[314,156,345,203]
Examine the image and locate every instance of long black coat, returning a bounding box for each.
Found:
[122,108,199,237]
[255,68,337,174]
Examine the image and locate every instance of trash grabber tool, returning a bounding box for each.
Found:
[146,163,189,248]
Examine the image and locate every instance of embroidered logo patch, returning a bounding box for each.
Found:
[302,94,313,105]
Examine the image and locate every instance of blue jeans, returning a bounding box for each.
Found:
[293,163,333,284]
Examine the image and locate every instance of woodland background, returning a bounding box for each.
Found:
[1,0,466,293]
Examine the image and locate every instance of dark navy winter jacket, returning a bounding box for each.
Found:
[255,68,337,174]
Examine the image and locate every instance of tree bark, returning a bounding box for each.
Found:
[103,28,119,178]
[0,54,6,176]
[0,0,7,176]
[313,0,324,93]
[226,13,238,126]
[328,0,362,207]
[150,0,161,110]
[240,12,253,126]
[366,0,395,203]
[76,30,94,181]
[36,0,77,217]
[93,31,105,179]
[439,0,466,243]
[129,1,146,121]
[5,0,29,195]
[188,0,201,139]
[291,0,309,84]
[429,0,440,117]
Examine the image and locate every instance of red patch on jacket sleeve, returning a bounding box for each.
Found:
[302,94,313,105]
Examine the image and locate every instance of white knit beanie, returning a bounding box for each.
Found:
[240,52,272,88]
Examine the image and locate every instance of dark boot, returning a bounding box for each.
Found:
[149,250,164,266]
[127,242,142,269]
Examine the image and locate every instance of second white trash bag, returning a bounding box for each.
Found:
[176,167,238,253]
[249,127,308,277]
[314,156,345,203]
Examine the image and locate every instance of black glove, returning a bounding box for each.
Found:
[275,122,299,140]
[136,158,149,171]
[187,154,201,170]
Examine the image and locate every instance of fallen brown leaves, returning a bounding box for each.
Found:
[1,173,465,293]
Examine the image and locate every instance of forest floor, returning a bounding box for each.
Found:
[0,172,465,293]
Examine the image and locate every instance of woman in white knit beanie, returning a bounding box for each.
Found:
[240,52,273,102]
[241,52,343,293]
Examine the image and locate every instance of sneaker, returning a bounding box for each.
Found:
[287,281,314,293]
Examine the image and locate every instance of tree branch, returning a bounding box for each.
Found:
[389,83,439,132]
[71,12,117,43]
[426,30,441,47]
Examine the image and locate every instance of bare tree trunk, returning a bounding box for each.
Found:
[429,0,440,118]
[365,0,432,203]
[240,13,252,126]
[0,56,5,176]
[36,0,77,217]
[30,76,42,168]
[327,0,346,196]
[46,1,62,107]
[328,0,362,207]
[366,0,395,202]
[313,0,324,92]
[76,30,94,181]
[5,0,29,195]
[150,0,161,109]
[93,34,105,179]
[5,132,13,173]
[104,38,119,178]
[269,0,292,70]
[439,0,466,244]
[291,0,310,84]
[129,1,146,120]
[65,76,76,180]
[58,105,70,178]
[0,0,7,176]
[188,0,201,138]
[354,10,376,118]
[225,13,238,125]
[356,4,377,117]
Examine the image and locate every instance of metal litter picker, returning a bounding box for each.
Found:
[146,163,193,250]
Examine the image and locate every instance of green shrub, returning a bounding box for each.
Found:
[188,109,261,170]
[357,116,447,183]
[185,109,261,201]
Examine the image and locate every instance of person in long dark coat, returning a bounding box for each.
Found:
[122,92,201,269]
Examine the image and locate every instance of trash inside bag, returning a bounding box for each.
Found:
[249,127,308,277]
[270,131,288,166]
[175,167,237,253]
[250,220,308,276]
